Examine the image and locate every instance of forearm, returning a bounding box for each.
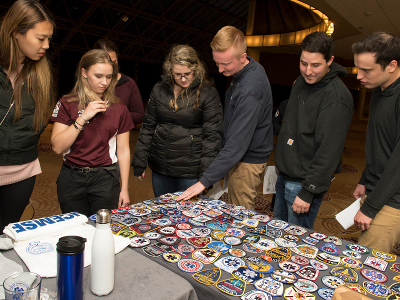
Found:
[117,135,131,191]
[51,123,81,154]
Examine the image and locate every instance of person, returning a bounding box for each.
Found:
[93,38,144,127]
[51,49,134,216]
[272,99,288,136]
[0,0,55,231]
[131,44,222,197]
[352,32,400,253]
[176,26,273,210]
[273,31,353,229]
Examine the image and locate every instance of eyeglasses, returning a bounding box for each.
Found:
[173,71,194,79]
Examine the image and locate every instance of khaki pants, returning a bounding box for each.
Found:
[358,200,400,254]
[227,161,267,210]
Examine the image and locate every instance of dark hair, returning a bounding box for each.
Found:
[300,32,334,62]
[93,38,119,57]
[352,32,400,70]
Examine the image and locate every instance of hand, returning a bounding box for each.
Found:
[176,182,206,200]
[80,101,107,121]
[137,171,145,182]
[354,209,372,231]
[118,189,130,207]
[353,184,366,200]
[292,196,310,214]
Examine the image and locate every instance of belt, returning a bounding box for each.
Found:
[63,162,117,173]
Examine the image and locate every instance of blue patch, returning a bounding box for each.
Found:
[189,219,207,227]
[169,214,188,223]
[160,207,181,216]
[346,243,370,254]
[232,266,263,284]
[207,222,227,231]
[207,241,231,254]
[89,214,96,221]
[318,288,334,300]
[319,242,340,255]
[363,281,391,297]
[214,256,245,273]
[302,236,319,246]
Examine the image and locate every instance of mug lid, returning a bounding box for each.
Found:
[57,235,86,255]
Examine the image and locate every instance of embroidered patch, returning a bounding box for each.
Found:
[283,234,300,242]
[264,247,292,262]
[243,235,261,244]
[292,244,318,259]
[224,236,242,246]
[342,250,362,259]
[253,239,277,251]
[130,208,152,216]
[192,268,221,285]
[343,283,367,295]
[110,222,126,234]
[116,227,137,239]
[169,214,189,223]
[360,268,388,283]
[291,255,309,265]
[364,256,388,272]
[175,223,192,230]
[242,218,259,227]
[341,257,363,269]
[268,219,289,229]
[129,237,150,247]
[210,230,226,241]
[317,288,334,300]
[192,215,212,223]
[372,250,397,262]
[158,236,180,246]
[240,289,272,300]
[243,243,263,254]
[309,259,329,271]
[293,279,318,293]
[226,228,246,238]
[231,220,246,228]
[122,216,143,226]
[179,201,195,208]
[160,207,181,216]
[251,214,271,223]
[207,222,228,231]
[310,232,327,240]
[271,269,298,284]
[151,218,171,226]
[285,286,315,300]
[275,237,297,248]
[171,243,196,257]
[247,260,274,274]
[207,241,231,254]
[232,266,264,284]
[192,248,220,264]
[296,266,320,281]
[254,277,284,297]
[130,223,158,235]
[389,283,400,294]
[216,278,246,297]
[191,227,211,237]
[316,253,341,266]
[393,275,400,282]
[324,236,342,246]
[203,209,223,218]
[214,214,234,224]
[330,266,358,282]
[247,226,267,235]
[176,229,196,239]
[187,236,212,248]
[214,256,246,273]
[162,252,181,263]
[142,244,165,257]
[284,225,308,236]
[363,281,391,298]
[346,243,369,254]
[302,236,319,246]
[321,275,345,289]
[279,261,301,273]
[153,242,172,252]
[181,209,203,218]
[287,138,294,146]
[157,225,176,236]
[229,248,247,257]
[319,242,340,255]
[141,212,163,222]
[265,227,283,239]
[177,258,204,273]
[143,232,161,239]
[391,263,400,273]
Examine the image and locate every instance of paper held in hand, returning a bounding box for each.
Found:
[335,198,361,230]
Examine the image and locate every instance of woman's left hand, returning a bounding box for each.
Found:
[118,190,130,207]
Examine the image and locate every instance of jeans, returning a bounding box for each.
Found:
[152,172,198,197]
[273,175,323,229]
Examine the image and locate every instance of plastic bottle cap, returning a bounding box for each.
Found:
[96,209,111,224]
[57,236,86,255]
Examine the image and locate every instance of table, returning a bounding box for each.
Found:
[2,243,198,300]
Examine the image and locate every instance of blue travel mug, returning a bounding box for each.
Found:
[56,236,86,300]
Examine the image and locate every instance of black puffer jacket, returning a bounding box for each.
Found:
[132,76,222,178]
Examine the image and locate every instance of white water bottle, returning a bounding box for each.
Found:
[91,209,115,296]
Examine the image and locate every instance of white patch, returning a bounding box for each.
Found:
[52,101,61,117]
[287,138,294,146]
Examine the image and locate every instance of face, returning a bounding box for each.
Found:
[107,51,118,64]
[212,47,247,77]
[300,51,333,85]
[354,52,395,90]
[14,20,53,64]
[172,64,194,89]
[82,63,113,97]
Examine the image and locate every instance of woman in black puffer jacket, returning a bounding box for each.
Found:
[132,44,222,197]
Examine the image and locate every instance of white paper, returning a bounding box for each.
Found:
[335,198,361,230]
[263,166,278,194]
[206,182,225,200]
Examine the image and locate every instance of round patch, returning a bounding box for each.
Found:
[250,214,271,223]
[158,236,181,246]
[310,259,329,271]
[278,261,301,273]
[211,230,226,241]
[318,288,334,300]
[271,269,297,284]
[130,208,151,216]
[275,237,297,248]
[129,237,151,247]
[346,243,370,254]
[157,225,176,235]
[321,275,345,289]
[390,283,400,294]
[243,243,264,254]
[144,232,161,239]
[176,223,192,230]
[224,236,242,246]
[229,248,246,257]
[254,239,277,251]
[177,259,204,273]
[226,228,246,238]
[294,279,318,293]
[141,212,163,222]
[363,281,391,298]
[162,252,181,263]
[169,214,189,223]
[341,257,363,269]
[342,250,362,259]
[240,289,272,300]
[152,218,172,226]
[360,269,388,283]
[283,234,300,242]
[291,255,309,265]
[182,209,203,218]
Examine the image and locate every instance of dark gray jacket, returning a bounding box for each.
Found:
[132,76,222,178]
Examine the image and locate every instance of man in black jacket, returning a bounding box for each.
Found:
[273,32,353,229]
[352,32,400,253]
[177,26,273,210]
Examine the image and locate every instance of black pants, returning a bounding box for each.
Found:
[0,176,36,232]
[56,165,120,217]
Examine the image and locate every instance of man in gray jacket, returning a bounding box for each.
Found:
[273,32,353,229]
[177,26,273,210]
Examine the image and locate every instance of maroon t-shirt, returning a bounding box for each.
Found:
[51,97,134,167]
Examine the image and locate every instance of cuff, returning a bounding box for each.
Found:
[360,199,380,219]
[133,167,145,177]
[199,176,213,189]
[297,188,315,204]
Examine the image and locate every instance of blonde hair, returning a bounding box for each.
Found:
[0,0,55,132]
[66,50,119,110]
[210,26,247,59]
[163,44,206,112]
